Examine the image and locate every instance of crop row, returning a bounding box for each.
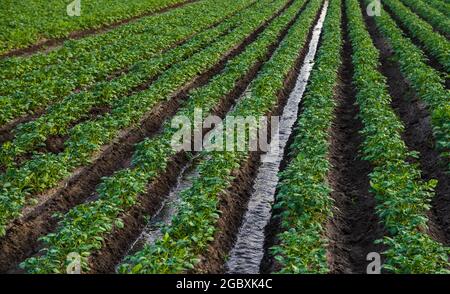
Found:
[20,0,311,274]
[366,0,450,164]
[347,0,449,273]
[428,0,450,17]
[0,0,188,55]
[381,0,450,72]
[0,0,270,169]
[0,0,253,82]
[0,0,290,236]
[118,0,324,274]
[399,0,450,37]
[0,0,254,125]
[0,0,249,84]
[270,0,342,274]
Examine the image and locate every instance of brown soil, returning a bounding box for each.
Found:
[0,111,44,145]
[262,0,386,274]
[326,6,386,273]
[0,0,197,59]
[0,0,293,273]
[194,0,324,274]
[87,0,300,273]
[362,2,450,246]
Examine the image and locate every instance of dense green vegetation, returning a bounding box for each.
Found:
[20,0,307,273]
[271,0,342,274]
[0,0,286,236]
[0,0,447,275]
[0,0,254,125]
[0,0,188,55]
[367,0,450,164]
[349,0,449,273]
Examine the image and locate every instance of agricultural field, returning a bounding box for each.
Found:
[0,0,449,275]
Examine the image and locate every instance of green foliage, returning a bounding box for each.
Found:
[271,0,342,274]
[382,0,450,72]
[118,0,323,274]
[347,0,449,273]
[366,0,450,166]
[0,0,254,124]
[399,0,450,37]
[427,0,450,17]
[21,0,306,273]
[0,0,256,169]
[0,0,283,236]
[0,0,186,54]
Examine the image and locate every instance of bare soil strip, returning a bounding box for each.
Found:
[0,0,294,272]
[0,0,197,59]
[362,2,450,247]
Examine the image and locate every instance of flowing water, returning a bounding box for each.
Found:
[118,156,201,264]
[225,1,329,274]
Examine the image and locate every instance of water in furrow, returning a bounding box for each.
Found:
[225,1,329,274]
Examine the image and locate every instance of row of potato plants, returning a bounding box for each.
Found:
[428,0,450,17]
[0,0,269,169]
[0,0,290,237]
[270,0,342,274]
[399,0,449,37]
[20,0,310,274]
[0,0,188,55]
[0,0,254,125]
[0,0,248,82]
[0,0,256,82]
[118,0,323,274]
[382,0,449,72]
[364,0,450,164]
[347,0,449,273]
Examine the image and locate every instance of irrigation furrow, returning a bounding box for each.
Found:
[225,1,328,274]
[89,0,312,274]
[107,1,322,273]
[191,1,325,274]
[119,157,202,262]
